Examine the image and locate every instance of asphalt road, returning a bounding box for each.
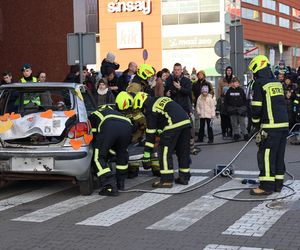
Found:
[0,131,299,250]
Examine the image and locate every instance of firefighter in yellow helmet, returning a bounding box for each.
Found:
[125,64,160,177]
[116,91,161,178]
[249,55,289,195]
[126,64,155,94]
[89,104,132,196]
[133,92,192,188]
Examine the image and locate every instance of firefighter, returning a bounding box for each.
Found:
[249,55,289,195]
[126,64,161,177]
[89,105,132,196]
[126,63,155,94]
[115,91,161,177]
[133,92,192,188]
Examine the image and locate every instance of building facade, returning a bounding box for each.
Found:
[0,0,299,81]
[241,0,300,68]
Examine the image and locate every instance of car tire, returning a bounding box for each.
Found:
[78,167,94,196]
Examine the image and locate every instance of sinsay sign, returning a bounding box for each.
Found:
[107,0,152,15]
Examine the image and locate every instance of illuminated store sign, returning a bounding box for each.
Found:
[107,0,152,15]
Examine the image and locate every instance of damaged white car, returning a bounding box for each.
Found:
[0,83,96,195]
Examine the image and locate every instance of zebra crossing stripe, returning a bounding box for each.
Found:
[146,179,245,231]
[203,244,274,250]
[76,176,207,227]
[222,180,300,237]
[234,170,259,176]
[0,185,69,212]
[11,176,154,223]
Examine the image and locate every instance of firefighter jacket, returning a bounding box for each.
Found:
[89,105,132,134]
[251,67,288,129]
[126,75,147,93]
[143,96,191,153]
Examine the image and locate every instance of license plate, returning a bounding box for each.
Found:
[11,157,54,172]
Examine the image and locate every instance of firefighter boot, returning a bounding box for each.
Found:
[117,175,125,191]
[275,179,284,192]
[98,174,118,196]
[151,160,161,177]
[127,164,139,179]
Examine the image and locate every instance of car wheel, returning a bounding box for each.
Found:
[78,167,94,196]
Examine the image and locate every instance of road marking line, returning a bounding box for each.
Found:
[146,179,244,231]
[234,170,259,176]
[76,176,207,227]
[139,168,212,174]
[11,176,154,223]
[222,180,300,237]
[203,244,274,250]
[0,185,69,212]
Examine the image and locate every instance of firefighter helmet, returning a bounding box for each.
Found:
[137,64,155,80]
[133,92,148,109]
[115,91,134,111]
[249,55,270,74]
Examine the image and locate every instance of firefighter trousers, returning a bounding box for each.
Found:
[257,129,288,191]
[159,127,191,182]
[93,120,132,183]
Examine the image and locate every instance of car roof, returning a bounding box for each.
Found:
[0,82,79,90]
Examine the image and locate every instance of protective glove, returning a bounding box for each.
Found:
[142,151,152,170]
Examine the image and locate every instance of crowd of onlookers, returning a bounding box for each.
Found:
[2,53,300,144]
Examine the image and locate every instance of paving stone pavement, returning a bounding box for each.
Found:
[0,132,299,250]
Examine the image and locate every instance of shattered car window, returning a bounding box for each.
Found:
[0,88,74,116]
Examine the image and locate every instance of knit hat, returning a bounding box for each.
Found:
[21,64,31,72]
[201,85,209,93]
[106,52,116,63]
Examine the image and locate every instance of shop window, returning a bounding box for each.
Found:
[262,12,276,25]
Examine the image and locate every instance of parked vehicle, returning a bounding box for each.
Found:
[0,83,95,195]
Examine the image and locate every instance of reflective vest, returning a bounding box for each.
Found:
[20,77,38,83]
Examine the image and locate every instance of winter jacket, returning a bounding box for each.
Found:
[216,95,227,115]
[95,89,115,106]
[117,69,133,92]
[165,74,192,114]
[196,94,216,119]
[100,59,120,77]
[224,87,247,116]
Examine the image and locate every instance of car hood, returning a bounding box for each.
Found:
[0,111,75,140]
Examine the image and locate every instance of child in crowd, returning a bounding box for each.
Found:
[95,79,115,106]
[196,86,215,143]
[224,77,248,141]
[216,86,232,139]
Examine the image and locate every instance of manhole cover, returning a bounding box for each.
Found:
[266,201,289,210]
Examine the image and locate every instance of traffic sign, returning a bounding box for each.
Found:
[214,40,231,57]
[215,58,231,75]
[143,49,148,61]
[67,33,96,66]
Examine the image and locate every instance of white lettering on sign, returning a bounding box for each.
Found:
[116,21,142,49]
[107,0,151,15]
